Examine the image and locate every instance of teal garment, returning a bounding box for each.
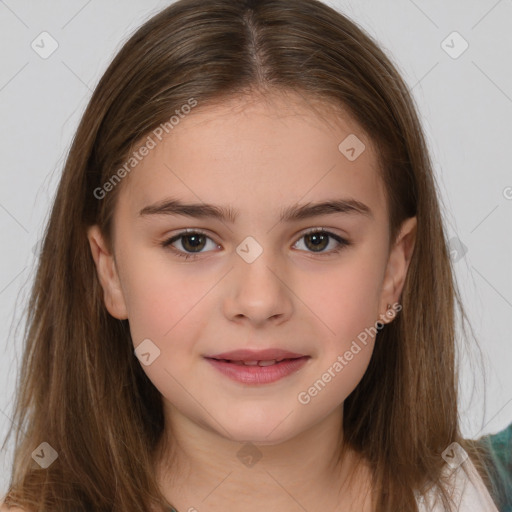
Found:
[475,423,512,511]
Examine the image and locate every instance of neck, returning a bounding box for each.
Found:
[154,403,373,511]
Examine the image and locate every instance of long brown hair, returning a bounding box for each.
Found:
[1,0,498,510]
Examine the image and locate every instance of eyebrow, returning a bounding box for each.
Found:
[138,197,373,223]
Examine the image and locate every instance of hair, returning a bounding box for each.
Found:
[1,0,501,510]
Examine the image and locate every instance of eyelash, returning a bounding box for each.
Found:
[160,228,351,261]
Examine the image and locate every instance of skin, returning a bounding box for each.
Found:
[87,90,417,511]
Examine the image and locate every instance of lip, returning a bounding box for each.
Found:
[205,356,310,385]
[205,348,307,361]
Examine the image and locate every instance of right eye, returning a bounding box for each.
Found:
[161,229,219,260]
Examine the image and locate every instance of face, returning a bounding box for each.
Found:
[88,91,416,445]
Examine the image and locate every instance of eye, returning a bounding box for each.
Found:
[161,227,351,261]
[292,227,351,256]
[161,229,219,260]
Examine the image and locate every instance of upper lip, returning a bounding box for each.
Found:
[205,349,307,362]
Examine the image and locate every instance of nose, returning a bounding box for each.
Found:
[222,251,294,326]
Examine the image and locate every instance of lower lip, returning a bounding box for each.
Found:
[205,356,310,385]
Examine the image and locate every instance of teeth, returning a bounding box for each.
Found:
[257,359,277,366]
[228,359,279,366]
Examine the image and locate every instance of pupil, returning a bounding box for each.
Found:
[307,233,327,251]
[183,234,205,252]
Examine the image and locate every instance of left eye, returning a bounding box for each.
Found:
[161,228,350,260]
[293,229,350,254]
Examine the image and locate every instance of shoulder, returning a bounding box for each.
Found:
[475,424,512,508]
[416,456,500,512]
[476,423,512,472]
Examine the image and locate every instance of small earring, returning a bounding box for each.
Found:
[387,304,392,309]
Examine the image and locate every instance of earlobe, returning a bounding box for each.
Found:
[379,216,417,323]
[86,225,129,320]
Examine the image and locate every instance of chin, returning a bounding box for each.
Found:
[217,416,300,446]
[225,430,293,446]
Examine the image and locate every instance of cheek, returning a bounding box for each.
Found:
[120,254,213,409]
[310,257,384,343]
[118,248,211,353]
[299,253,385,398]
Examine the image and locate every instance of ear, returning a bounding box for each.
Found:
[378,216,417,323]
[87,225,129,320]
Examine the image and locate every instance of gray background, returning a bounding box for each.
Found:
[1,0,511,496]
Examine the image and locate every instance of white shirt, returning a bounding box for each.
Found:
[416,456,499,511]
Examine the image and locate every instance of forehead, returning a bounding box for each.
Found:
[115,91,387,225]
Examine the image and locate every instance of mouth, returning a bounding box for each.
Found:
[203,349,311,385]
[205,348,307,363]
[205,356,306,366]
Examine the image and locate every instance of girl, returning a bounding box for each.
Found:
[0,0,505,510]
